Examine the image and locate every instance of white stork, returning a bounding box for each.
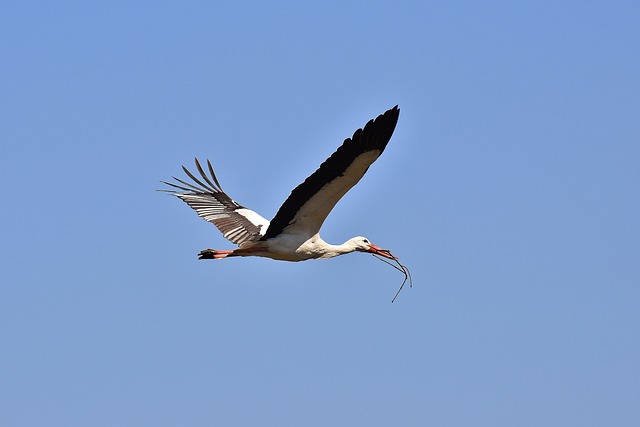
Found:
[162,106,411,299]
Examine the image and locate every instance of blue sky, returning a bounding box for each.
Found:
[1,1,639,426]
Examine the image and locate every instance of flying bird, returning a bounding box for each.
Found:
[162,106,411,301]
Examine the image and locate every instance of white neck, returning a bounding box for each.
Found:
[313,237,362,259]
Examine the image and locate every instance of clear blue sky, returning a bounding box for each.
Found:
[2,1,639,426]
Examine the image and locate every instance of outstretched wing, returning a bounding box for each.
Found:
[162,158,270,245]
[261,105,400,241]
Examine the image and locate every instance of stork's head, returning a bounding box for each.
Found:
[350,236,396,259]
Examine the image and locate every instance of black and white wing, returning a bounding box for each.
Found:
[261,105,400,241]
[162,158,269,245]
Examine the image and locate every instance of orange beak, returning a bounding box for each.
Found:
[368,243,397,260]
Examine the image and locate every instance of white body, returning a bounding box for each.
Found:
[239,233,373,261]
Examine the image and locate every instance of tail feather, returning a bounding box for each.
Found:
[198,249,234,260]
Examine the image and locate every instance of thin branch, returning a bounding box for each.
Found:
[371,253,413,303]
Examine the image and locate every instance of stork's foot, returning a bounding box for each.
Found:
[198,249,234,260]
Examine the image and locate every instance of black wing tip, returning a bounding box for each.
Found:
[354,105,400,153]
[157,180,180,193]
[380,105,400,124]
[383,105,400,118]
[366,106,399,125]
[159,158,225,196]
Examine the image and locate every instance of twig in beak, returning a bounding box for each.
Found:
[371,253,413,302]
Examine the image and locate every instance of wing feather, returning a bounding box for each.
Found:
[162,158,269,245]
[261,106,399,240]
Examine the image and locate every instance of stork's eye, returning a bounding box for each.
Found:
[363,239,369,244]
